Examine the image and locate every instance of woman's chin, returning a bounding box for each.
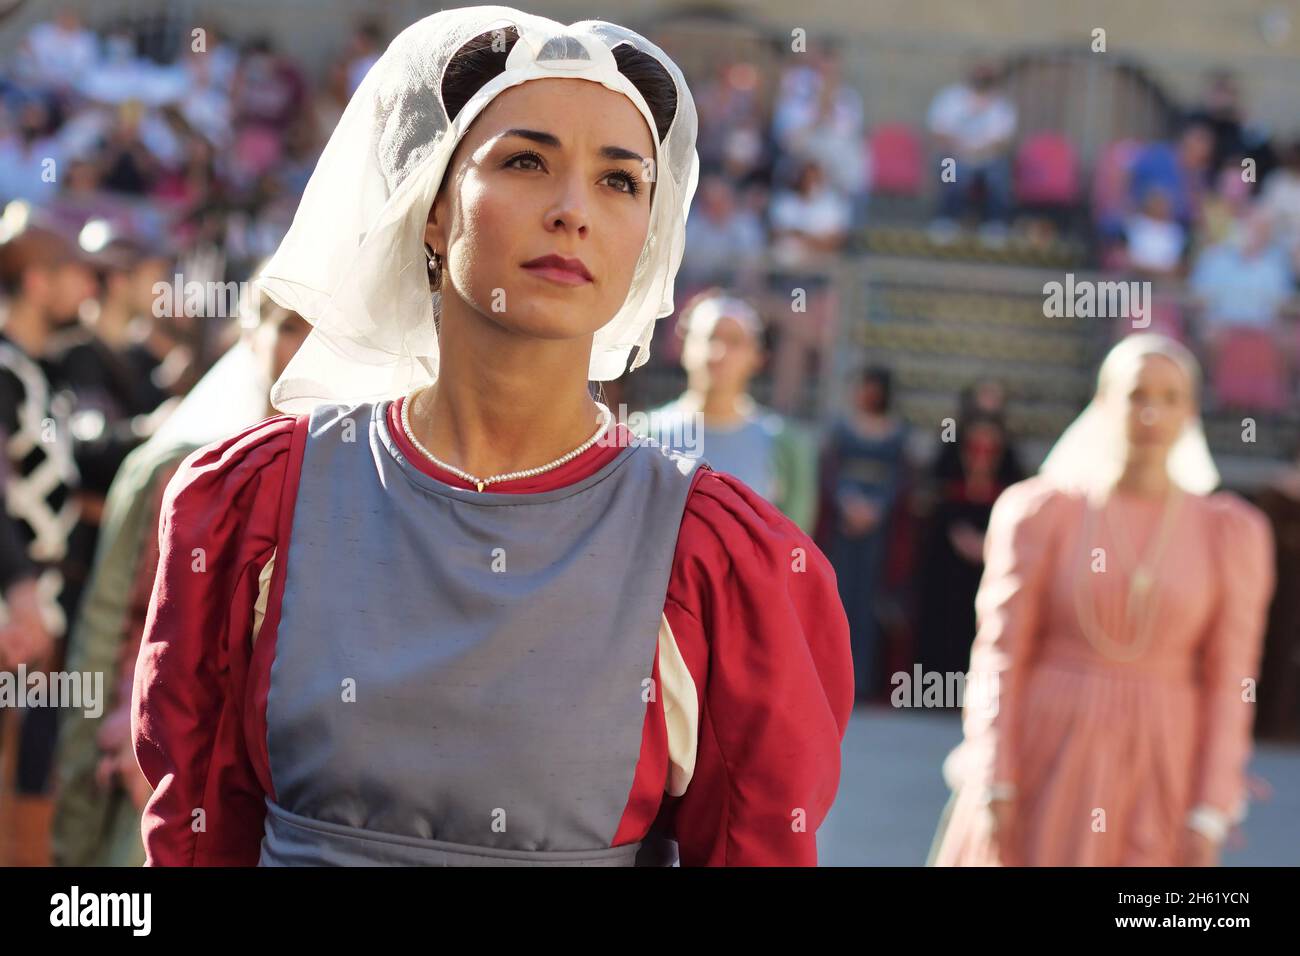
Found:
[490,313,608,342]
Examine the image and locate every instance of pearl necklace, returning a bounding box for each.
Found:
[399,386,613,492]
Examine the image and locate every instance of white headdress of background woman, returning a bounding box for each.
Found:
[254,6,700,414]
[1039,332,1220,495]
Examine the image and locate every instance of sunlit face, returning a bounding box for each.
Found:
[424,77,656,344]
[681,311,760,391]
[1116,354,1193,462]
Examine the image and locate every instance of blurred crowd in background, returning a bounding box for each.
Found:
[0,6,1296,867]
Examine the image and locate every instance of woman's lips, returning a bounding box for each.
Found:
[521,264,593,286]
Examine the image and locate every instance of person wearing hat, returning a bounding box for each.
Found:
[0,216,84,862]
[132,8,852,867]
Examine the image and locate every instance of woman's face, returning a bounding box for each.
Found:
[857,377,887,414]
[681,311,760,391]
[425,77,656,344]
[1118,354,1192,463]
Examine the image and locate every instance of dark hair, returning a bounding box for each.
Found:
[441,27,678,145]
[858,364,893,411]
[932,409,1026,486]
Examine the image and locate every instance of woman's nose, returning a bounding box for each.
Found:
[546,175,590,234]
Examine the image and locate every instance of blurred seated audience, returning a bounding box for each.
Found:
[1127,117,1215,231]
[1124,186,1187,277]
[926,61,1017,243]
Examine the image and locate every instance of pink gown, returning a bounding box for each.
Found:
[933,475,1277,866]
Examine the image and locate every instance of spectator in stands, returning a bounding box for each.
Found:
[1125,186,1187,277]
[693,59,773,193]
[344,19,386,96]
[926,61,1017,244]
[170,22,238,148]
[0,97,64,206]
[1260,139,1300,261]
[641,289,818,534]
[1190,206,1297,401]
[14,9,100,96]
[1197,159,1256,252]
[97,101,160,196]
[76,24,157,106]
[767,158,849,413]
[229,36,306,187]
[1127,117,1215,230]
[818,365,910,703]
[1189,69,1276,188]
[772,40,869,231]
[769,157,851,265]
[695,60,766,180]
[679,174,765,292]
[311,59,352,150]
[1190,205,1296,338]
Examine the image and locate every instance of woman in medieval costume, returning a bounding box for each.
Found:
[131,7,853,867]
[930,332,1275,866]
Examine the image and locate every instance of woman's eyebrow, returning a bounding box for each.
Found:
[499,128,644,164]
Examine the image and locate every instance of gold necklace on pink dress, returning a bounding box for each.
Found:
[1073,484,1183,662]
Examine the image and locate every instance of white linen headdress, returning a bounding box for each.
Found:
[1039,332,1221,495]
[255,6,700,414]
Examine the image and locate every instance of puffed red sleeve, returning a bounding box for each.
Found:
[1194,492,1276,819]
[662,469,854,866]
[130,414,297,866]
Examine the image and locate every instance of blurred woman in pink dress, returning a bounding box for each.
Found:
[930,333,1276,866]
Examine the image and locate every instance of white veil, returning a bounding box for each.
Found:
[1039,332,1221,495]
[254,6,700,414]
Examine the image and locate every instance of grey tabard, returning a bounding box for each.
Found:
[258,399,704,866]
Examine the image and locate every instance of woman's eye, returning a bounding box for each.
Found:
[505,152,641,198]
[606,170,642,197]
[506,151,544,171]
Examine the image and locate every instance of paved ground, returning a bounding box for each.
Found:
[818,705,1300,866]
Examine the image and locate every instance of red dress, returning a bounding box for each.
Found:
[132,397,854,865]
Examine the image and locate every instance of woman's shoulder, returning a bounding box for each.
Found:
[161,413,301,521]
[678,467,823,575]
[989,474,1082,527]
[1199,488,1275,555]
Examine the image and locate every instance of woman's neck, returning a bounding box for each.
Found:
[409,310,602,479]
[851,408,894,436]
[1114,456,1173,497]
